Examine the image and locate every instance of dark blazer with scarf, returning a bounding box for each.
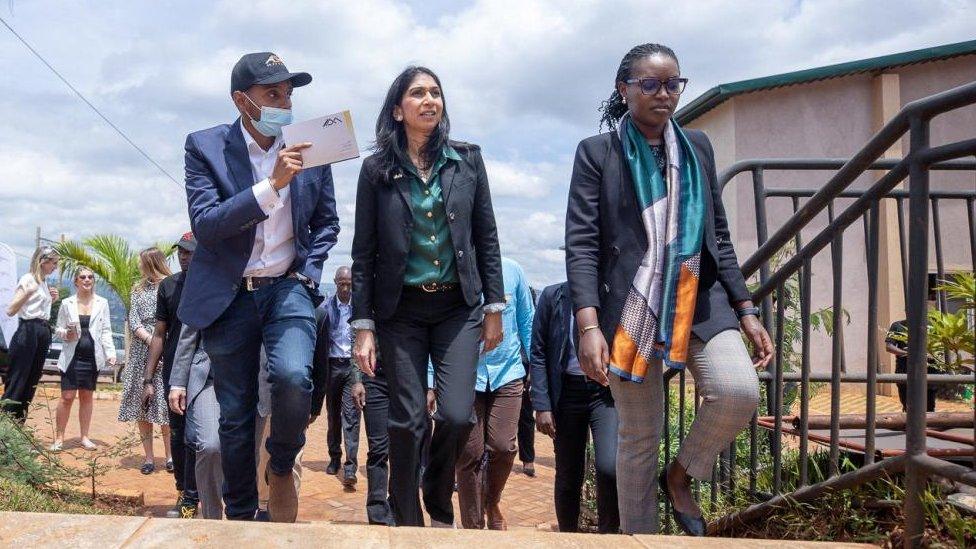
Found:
[178,118,340,330]
[351,142,504,323]
[529,282,581,414]
[565,128,751,349]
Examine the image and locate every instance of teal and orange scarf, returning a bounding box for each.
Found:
[608,115,705,382]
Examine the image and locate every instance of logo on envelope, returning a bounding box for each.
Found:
[322,116,343,127]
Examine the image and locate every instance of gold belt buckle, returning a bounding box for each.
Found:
[245,277,255,292]
[420,282,438,293]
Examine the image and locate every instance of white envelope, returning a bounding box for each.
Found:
[281,111,360,169]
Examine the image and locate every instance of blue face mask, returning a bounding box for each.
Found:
[243,93,293,137]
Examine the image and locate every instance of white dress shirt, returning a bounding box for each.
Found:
[241,121,295,278]
[16,274,53,321]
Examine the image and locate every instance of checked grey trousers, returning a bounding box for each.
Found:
[608,329,759,534]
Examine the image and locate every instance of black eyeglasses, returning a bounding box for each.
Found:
[624,77,688,96]
[77,275,95,280]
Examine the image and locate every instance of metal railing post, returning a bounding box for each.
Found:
[903,116,931,547]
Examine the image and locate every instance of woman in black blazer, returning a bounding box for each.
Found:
[565,44,772,536]
[350,66,505,528]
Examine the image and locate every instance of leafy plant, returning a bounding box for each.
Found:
[888,272,975,374]
[55,235,139,310]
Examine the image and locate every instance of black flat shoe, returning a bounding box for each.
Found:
[659,466,706,537]
[140,462,155,475]
[325,460,340,475]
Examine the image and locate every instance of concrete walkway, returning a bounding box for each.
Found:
[0,512,872,548]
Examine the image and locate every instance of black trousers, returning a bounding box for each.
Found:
[517,376,535,463]
[1,319,52,423]
[326,357,361,477]
[362,367,395,525]
[554,374,620,533]
[376,287,481,527]
[894,360,939,413]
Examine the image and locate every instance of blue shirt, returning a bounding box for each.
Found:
[329,298,353,358]
[566,314,584,376]
[427,258,535,392]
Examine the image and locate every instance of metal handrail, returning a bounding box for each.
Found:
[693,80,976,545]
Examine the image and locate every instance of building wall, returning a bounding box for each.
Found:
[685,54,976,376]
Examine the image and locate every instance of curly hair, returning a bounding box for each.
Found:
[598,43,680,132]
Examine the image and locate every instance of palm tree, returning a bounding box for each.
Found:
[54,235,174,377]
[55,235,140,309]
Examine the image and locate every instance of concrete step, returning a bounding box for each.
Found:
[0,511,872,548]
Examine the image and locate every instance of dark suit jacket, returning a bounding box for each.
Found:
[351,142,504,322]
[565,129,750,347]
[179,118,341,329]
[311,294,356,409]
[529,282,575,413]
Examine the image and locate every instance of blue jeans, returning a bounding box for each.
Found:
[202,277,315,520]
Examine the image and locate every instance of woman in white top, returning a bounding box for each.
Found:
[1,245,60,423]
[50,267,117,451]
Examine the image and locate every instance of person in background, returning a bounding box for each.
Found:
[1,246,60,423]
[885,318,939,412]
[530,281,619,533]
[350,65,504,528]
[517,313,536,476]
[451,256,534,530]
[566,43,768,536]
[117,247,172,475]
[143,232,198,518]
[51,267,116,451]
[314,266,362,487]
[349,347,395,526]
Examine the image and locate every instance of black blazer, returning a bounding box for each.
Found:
[565,129,751,347]
[529,282,574,413]
[351,142,505,322]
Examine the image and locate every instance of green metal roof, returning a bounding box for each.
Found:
[675,40,976,125]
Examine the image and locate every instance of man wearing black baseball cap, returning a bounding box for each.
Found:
[143,231,198,518]
[178,52,340,523]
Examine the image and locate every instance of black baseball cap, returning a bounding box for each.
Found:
[174,231,196,252]
[230,52,312,94]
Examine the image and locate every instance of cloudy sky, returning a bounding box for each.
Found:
[1,0,974,289]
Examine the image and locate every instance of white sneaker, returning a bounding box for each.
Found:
[49,441,62,452]
[429,518,456,529]
[81,439,97,450]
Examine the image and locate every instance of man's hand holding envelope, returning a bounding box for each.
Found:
[281,111,360,174]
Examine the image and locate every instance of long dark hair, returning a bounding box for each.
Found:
[372,66,451,182]
[598,43,680,132]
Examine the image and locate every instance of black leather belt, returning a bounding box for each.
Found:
[407,282,459,293]
[242,274,286,292]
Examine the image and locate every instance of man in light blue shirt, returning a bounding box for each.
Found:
[454,257,534,529]
[313,267,361,487]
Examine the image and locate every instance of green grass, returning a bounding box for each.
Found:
[0,477,111,515]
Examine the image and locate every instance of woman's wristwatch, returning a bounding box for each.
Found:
[735,306,761,319]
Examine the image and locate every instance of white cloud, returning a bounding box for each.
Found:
[0,0,974,286]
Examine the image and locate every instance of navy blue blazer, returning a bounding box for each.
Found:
[178,119,340,329]
[529,282,575,413]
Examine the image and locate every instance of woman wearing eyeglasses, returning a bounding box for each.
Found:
[49,267,117,451]
[565,43,771,536]
[1,245,60,423]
